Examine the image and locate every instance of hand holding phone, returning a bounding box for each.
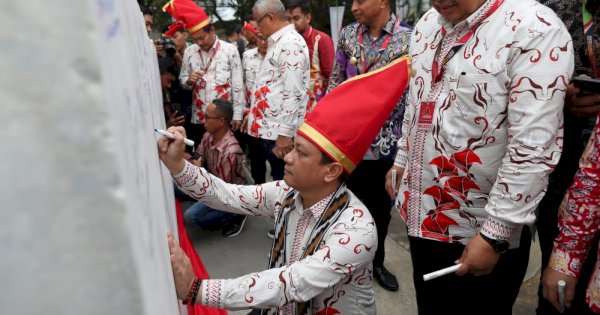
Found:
[565,77,600,117]
[573,77,600,96]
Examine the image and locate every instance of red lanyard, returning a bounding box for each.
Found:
[357,18,399,73]
[197,40,220,73]
[431,0,504,84]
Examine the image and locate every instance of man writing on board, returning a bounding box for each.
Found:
[159,58,411,314]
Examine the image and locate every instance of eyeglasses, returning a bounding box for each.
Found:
[256,12,271,24]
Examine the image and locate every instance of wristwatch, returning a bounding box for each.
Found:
[479,233,509,254]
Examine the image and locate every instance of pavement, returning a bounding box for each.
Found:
[183,199,542,315]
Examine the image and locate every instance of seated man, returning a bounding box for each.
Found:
[184,99,246,237]
[159,57,410,314]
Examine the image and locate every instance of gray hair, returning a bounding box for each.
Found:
[253,0,287,20]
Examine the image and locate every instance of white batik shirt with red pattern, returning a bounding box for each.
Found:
[242,47,263,114]
[393,0,574,247]
[173,161,377,314]
[180,37,245,124]
[549,113,600,313]
[246,24,310,141]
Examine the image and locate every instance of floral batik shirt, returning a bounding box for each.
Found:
[180,37,245,124]
[246,25,310,141]
[328,15,412,161]
[549,112,600,313]
[393,0,574,246]
[173,161,377,314]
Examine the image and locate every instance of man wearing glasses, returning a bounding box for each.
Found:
[185,99,246,237]
[244,0,310,185]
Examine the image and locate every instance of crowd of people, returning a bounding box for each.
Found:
[144,0,600,314]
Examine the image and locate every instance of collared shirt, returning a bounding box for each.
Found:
[549,112,600,313]
[301,26,335,111]
[180,37,245,123]
[172,162,377,314]
[198,130,244,184]
[242,47,263,111]
[393,0,574,246]
[246,24,310,140]
[327,15,412,161]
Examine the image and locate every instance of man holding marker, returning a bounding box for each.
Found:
[164,0,245,147]
[159,56,411,314]
[385,0,574,313]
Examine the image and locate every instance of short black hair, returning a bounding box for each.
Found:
[140,5,152,16]
[158,56,177,76]
[212,98,234,124]
[225,24,242,37]
[286,0,310,15]
[320,152,349,183]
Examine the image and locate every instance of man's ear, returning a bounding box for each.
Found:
[306,13,312,23]
[323,162,344,183]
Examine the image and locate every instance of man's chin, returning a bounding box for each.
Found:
[283,174,295,188]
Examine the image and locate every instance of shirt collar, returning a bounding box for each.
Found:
[208,129,234,153]
[294,191,335,219]
[301,26,313,39]
[361,14,398,37]
[269,24,295,44]
[438,0,491,32]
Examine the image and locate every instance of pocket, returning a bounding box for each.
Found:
[454,73,507,117]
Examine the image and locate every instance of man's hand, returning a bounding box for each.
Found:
[542,267,578,312]
[191,157,203,167]
[241,116,249,133]
[385,166,404,198]
[157,126,187,174]
[455,234,501,276]
[231,119,242,132]
[565,76,600,117]
[186,71,203,87]
[167,231,195,300]
[154,40,166,57]
[167,111,185,128]
[273,135,293,159]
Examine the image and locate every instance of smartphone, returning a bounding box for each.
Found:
[190,151,201,161]
[573,77,600,95]
[170,102,182,114]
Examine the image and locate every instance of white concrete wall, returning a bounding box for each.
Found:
[0,1,180,314]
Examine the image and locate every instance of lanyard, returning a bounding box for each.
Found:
[197,40,220,74]
[357,18,399,73]
[430,0,504,84]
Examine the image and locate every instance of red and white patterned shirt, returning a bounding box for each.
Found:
[172,162,377,314]
[549,113,600,312]
[180,38,245,124]
[246,24,310,140]
[242,47,263,111]
[393,0,574,246]
[197,130,244,185]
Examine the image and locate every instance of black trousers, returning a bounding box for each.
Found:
[409,227,532,315]
[347,160,393,268]
[247,136,284,184]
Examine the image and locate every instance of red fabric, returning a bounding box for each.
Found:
[297,56,411,174]
[175,199,227,315]
[163,21,185,38]
[302,27,335,84]
[243,22,257,35]
[162,0,210,34]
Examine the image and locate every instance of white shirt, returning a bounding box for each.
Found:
[246,24,310,140]
[173,162,377,314]
[242,47,263,111]
[394,0,574,246]
[180,37,245,123]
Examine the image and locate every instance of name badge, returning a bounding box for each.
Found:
[417,101,435,130]
[199,79,207,89]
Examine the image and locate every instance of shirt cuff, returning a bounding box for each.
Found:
[394,150,408,168]
[201,279,226,309]
[548,247,582,278]
[480,217,516,242]
[277,124,295,138]
[172,161,196,187]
